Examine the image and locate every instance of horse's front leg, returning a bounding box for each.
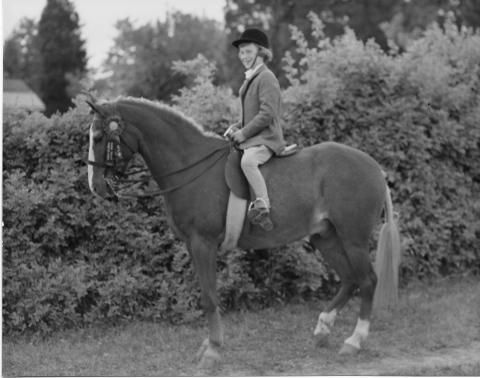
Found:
[189,232,223,370]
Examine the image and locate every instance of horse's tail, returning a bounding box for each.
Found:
[373,184,401,313]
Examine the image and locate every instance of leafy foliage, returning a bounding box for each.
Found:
[3,16,479,336]
[3,18,42,93]
[223,0,480,89]
[101,13,226,100]
[171,54,239,133]
[3,100,325,336]
[282,14,480,280]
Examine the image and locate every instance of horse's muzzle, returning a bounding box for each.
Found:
[90,174,117,201]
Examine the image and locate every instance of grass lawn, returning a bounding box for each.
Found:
[3,274,480,376]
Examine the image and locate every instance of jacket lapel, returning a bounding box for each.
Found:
[240,66,268,126]
[239,65,267,98]
[239,80,248,97]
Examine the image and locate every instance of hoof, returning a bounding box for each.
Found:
[314,333,330,348]
[339,342,360,355]
[196,339,221,371]
[198,347,221,370]
[196,338,209,360]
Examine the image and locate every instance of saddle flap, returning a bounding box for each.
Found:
[225,149,250,200]
[224,145,301,200]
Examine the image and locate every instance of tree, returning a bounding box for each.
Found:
[224,0,479,89]
[3,39,22,79]
[101,12,226,101]
[37,0,87,115]
[225,0,319,89]
[3,18,42,93]
[458,0,480,28]
[382,0,480,50]
[224,0,404,88]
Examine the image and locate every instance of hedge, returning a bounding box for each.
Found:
[280,14,480,280]
[3,16,479,335]
[3,102,326,335]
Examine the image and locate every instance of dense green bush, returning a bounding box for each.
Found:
[3,100,326,335]
[2,106,192,333]
[282,14,480,279]
[171,54,239,133]
[3,16,479,335]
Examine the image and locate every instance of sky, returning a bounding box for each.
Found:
[2,0,225,69]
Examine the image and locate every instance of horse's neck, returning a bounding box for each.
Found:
[132,110,223,187]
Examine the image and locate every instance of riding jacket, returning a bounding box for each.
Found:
[236,65,286,155]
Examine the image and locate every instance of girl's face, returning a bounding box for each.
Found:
[238,43,260,69]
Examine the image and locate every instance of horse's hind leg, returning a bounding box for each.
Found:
[189,233,223,370]
[309,230,357,347]
[339,242,377,355]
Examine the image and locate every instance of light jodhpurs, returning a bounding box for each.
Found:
[240,145,273,207]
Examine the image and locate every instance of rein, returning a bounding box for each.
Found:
[153,144,230,195]
[110,144,230,199]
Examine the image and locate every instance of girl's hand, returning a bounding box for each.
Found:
[232,130,246,144]
[224,124,239,138]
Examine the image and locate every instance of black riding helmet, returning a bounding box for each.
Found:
[232,28,269,49]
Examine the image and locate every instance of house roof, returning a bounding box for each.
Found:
[3,79,45,111]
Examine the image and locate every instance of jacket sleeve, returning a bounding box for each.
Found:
[240,72,280,139]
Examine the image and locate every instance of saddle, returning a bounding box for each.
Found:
[225,144,299,200]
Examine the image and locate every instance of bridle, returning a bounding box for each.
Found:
[87,115,136,180]
[87,113,231,199]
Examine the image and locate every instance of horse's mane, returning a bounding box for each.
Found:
[112,96,222,140]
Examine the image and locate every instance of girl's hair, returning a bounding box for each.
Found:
[257,45,273,62]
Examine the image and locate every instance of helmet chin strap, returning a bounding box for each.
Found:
[247,52,259,70]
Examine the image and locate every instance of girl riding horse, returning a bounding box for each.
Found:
[226,28,286,231]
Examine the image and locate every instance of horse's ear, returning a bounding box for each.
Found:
[81,90,105,117]
[85,100,106,118]
[80,90,97,103]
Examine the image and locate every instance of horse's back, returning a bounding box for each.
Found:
[307,142,384,188]
[265,141,384,197]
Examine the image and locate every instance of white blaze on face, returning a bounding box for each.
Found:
[88,127,95,192]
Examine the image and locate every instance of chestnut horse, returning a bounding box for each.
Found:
[86,96,401,369]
